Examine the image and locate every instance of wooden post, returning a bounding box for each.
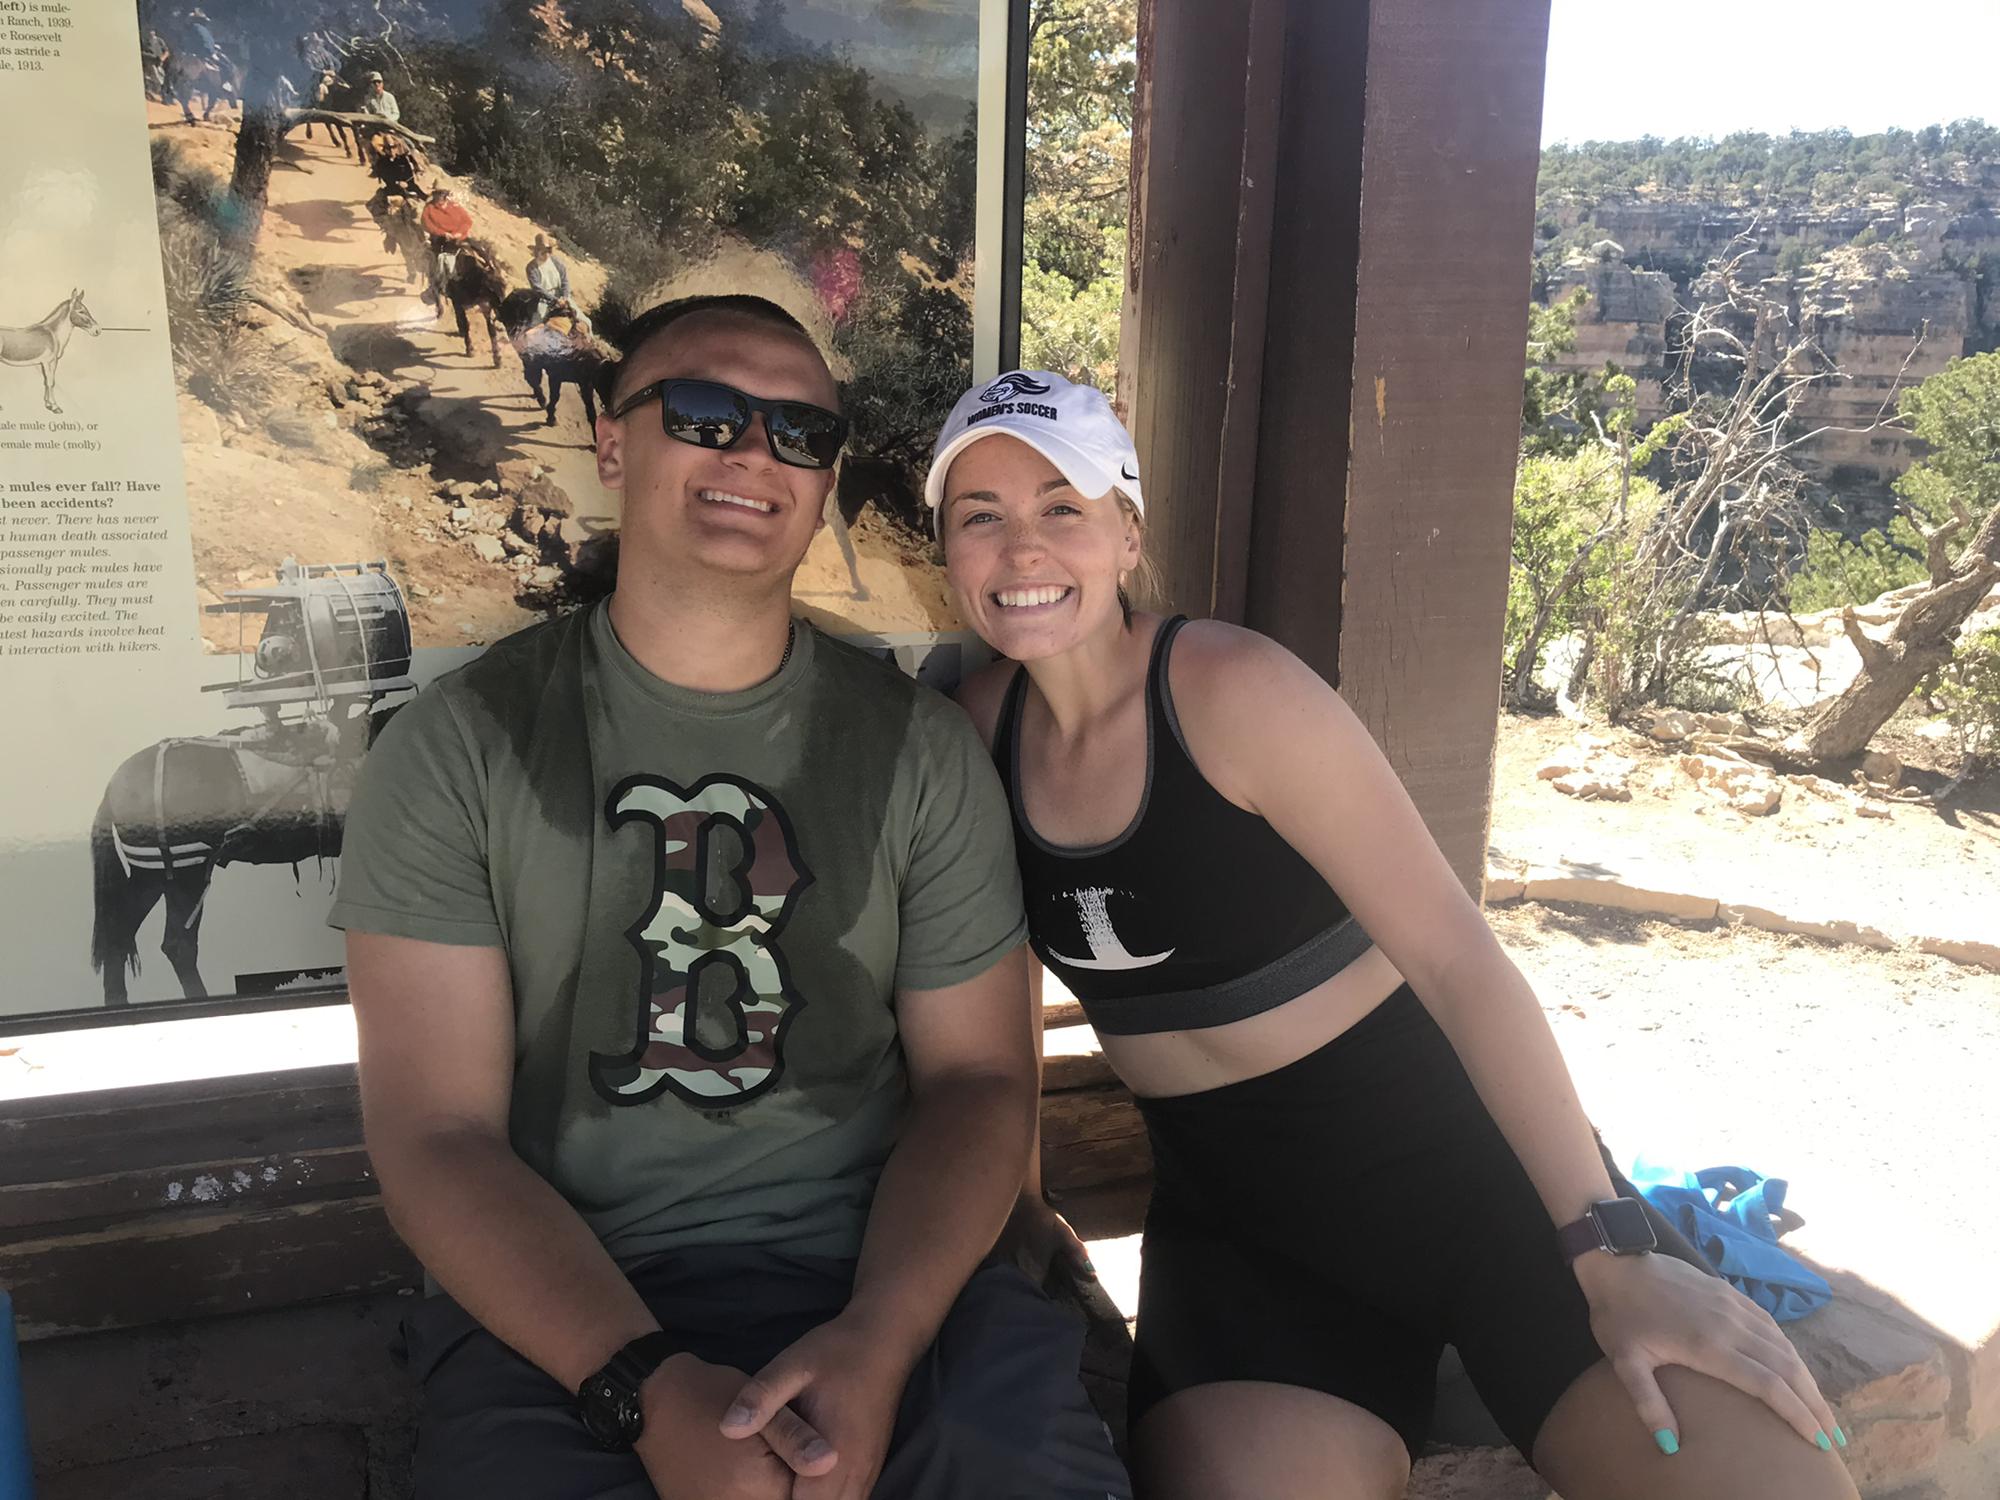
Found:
[1336,2,1552,892]
[1126,0,1551,890]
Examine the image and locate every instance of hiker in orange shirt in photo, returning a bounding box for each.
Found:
[420,186,475,307]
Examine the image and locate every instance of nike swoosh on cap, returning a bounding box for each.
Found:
[1120,463,1138,481]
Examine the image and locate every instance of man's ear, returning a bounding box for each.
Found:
[595,410,624,489]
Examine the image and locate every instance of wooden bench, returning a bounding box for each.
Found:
[9,1000,1148,1492]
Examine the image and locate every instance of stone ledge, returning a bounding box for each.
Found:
[1963,1336,2000,1444]
[1720,903,1900,952]
[1790,1298,1953,1423]
[1917,935,2000,974]
[1485,860,2000,975]
[1519,871,1718,921]
[1845,1416,1953,1495]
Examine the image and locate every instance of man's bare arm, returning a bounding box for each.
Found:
[350,931,833,1492]
[347,930,660,1392]
[846,943,1039,1357]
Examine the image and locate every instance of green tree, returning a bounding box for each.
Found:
[1021,227,1125,389]
[1897,353,2000,527]
[1024,0,1136,291]
[1522,288,1616,456]
[1787,529,1926,613]
[1014,0,1136,391]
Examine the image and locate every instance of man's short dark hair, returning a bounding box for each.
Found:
[597,295,826,408]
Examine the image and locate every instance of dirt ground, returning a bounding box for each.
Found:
[1488,710,2000,946]
[152,111,958,653]
[1489,898,2000,1351]
[1480,707,1999,1356]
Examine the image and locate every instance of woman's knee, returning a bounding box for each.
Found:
[1133,1381,1409,1500]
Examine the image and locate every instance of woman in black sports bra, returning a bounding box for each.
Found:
[923,373,1855,1500]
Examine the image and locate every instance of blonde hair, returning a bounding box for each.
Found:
[1111,489,1164,626]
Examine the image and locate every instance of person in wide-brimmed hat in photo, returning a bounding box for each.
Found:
[526,234,579,327]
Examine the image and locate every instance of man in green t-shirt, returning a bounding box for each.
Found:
[332,295,1129,1500]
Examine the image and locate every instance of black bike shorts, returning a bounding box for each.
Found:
[1126,983,1609,1462]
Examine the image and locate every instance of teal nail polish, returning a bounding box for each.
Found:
[1834,1425,1848,1449]
[1815,1431,1833,1452]
[1653,1429,1679,1456]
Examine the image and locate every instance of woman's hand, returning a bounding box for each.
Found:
[1574,1250,1845,1455]
[998,1192,1095,1287]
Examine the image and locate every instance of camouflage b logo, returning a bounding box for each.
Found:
[591,774,813,1108]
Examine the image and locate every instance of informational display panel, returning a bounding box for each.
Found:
[0,0,990,1028]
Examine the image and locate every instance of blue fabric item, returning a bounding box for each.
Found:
[1625,1158,1833,1323]
[0,1290,35,1499]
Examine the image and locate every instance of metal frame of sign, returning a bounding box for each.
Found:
[975,0,1031,381]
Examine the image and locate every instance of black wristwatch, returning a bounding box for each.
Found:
[577,1332,678,1450]
[1556,1196,1658,1263]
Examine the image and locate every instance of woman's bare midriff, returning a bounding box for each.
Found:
[1096,942,1410,1099]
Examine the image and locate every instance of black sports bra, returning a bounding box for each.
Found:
[994,616,1372,1036]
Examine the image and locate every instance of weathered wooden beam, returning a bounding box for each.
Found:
[5,1042,1152,1340]
[1237,0,1371,680]
[1334,0,1552,891]
[1,1195,418,1341]
[1122,0,1269,619]
[1042,997,1087,1030]
[1127,0,1551,888]
[0,1066,362,1187]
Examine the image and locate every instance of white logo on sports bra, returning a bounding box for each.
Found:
[1048,886,1175,970]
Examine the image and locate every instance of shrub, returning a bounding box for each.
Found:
[1787,524,1927,612]
[154,178,279,415]
[1019,227,1124,392]
[1937,625,2000,769]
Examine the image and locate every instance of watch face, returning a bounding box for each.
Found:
[1592,1196,1658,1254]
[579,1374,644,1450]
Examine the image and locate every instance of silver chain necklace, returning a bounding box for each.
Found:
[777,621,796,672]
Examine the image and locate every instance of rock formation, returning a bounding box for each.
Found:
[1547,241,1676,421]
[1535,188,2000,519]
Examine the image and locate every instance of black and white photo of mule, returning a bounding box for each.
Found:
[1,289,101,413]
[87,561,417,1008]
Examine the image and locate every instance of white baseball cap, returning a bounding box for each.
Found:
[924,370,1144,517]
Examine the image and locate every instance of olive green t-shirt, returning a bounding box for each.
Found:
[328,602,1025,1264]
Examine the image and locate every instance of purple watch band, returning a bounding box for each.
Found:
[1557,1213,1607,1263]
[1557,1197,1658,1262]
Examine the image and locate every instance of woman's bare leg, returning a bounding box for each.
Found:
[1534,1360,1859,1500]
[1132,1380,1410,1500]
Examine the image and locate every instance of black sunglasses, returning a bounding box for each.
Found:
[610,378,849,471]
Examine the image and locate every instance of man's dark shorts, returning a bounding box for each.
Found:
[401,1248,1131,1499]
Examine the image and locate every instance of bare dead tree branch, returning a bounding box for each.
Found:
[1838,607,1892,673]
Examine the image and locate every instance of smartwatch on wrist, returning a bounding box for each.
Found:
[577,1332,678,1450]
[1556,1196,1658,1263]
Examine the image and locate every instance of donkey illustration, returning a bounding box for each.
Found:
[1,289,99,413]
